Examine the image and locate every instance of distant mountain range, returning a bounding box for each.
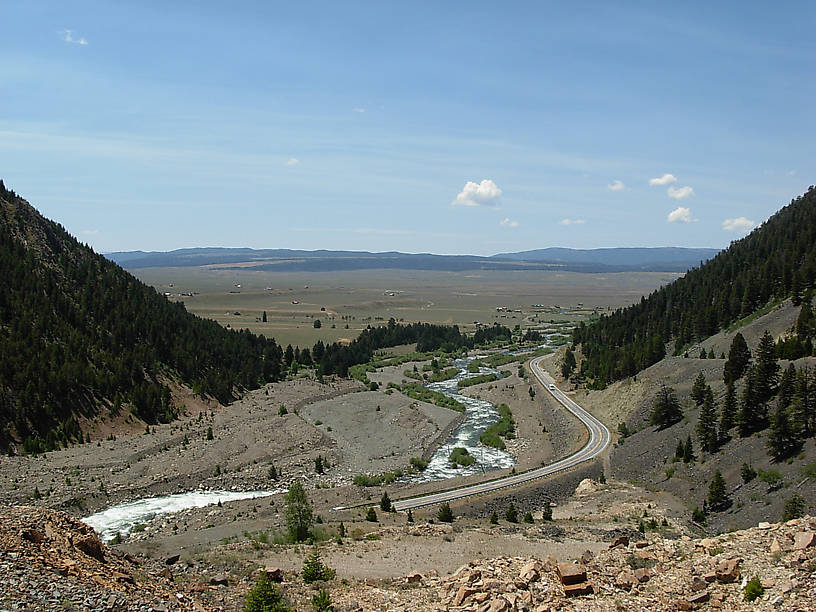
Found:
[106,246,721,274]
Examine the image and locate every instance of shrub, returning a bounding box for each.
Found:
[489,511,498,524]
[438,502,454,523]
[691,506,706,524]
[757,469,783,491]
[311,589,334,612]
[523,511,534,524]
[782,493,807,521]
[409,457,429,471]
[365,507,377,522]
[740,462,756,483]
[505,504,518,523]
[449,447,475,468]
[302,549,336,583]
[244,573,291,612]
[743,577,764,602]
[380,491,392,512]
[541,503,553,521]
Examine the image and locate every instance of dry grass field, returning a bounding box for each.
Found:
[129,267,679,347]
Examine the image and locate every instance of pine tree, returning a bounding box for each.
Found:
[262,310,267,323]
[766,401,800,461]
[691,372,708,406]
[380,491,391,512]
[437,502,454,523]
[707,470,731,512]
[696,386,719,453]
[561,348,577,380]
[723,332,751,384]
[796,301,814,339]
[718,382,737,442]
[682,434,695,463]
[790,366,813,438]
[777,363,797,410]
[650,384,683,429]
[738,365,767,436]
[754,331,780,404]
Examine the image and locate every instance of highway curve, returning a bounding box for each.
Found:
[391,355,611,511]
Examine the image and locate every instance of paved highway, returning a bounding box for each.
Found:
[389,355,611,511]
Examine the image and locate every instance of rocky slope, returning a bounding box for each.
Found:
[2,493,815,610]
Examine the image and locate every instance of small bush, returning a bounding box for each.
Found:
[438,502,454,523]
[312,589,334,612]
[365,507,377,522]
[505,504,518,523]
[244,573,291,612]
[489,511,498,524]
[740,462,756,483]
[449,447,476,468]
[523,511,534,524]
[782,493,807,521]
[757,469,783,490]
[380,491,392,512]
[302,549,336,583]
[743,577,764,602]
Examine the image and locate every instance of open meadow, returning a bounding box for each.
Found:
[128,267,679,347]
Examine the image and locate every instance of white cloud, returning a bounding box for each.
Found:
[61,29,88,45]
[559,218,585,226]
[667,185,695,200]
[787,169,797,176]
[500,218,519,228]
[667,207,693,223]
[722,216,755,232]
[285,157,299,167]
[453,179,502,207]
[649,173,677,186]
[353,107,366,113]
[607,180,625,191]
[81,229,99,235]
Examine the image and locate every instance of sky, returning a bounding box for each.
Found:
[1,1,814,255]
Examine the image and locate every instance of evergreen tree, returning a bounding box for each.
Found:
[561,348,577,379]
[718,382,737,442]
[723,333,751,385]
[790,367,814,438]
[682,434,695,463]
[796,301,814,339]
[767,401,800,461]
[284,480,313,542]
[380,491,391,512]
[696,386,719,453]
[754,331,780,404]
[437,502,454,523]
[777,363,797,410]
[650,384,683,429]
[691,372,708,406]
[365,507,378,522]
[707,470,731,512]
[262,311,267,323]
[505,504,519,523]
[738,366,767,436]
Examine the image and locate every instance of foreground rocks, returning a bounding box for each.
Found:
[1,504,814,611]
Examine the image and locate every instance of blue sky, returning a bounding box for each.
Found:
[1,2,813,255]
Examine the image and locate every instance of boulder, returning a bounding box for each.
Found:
[164,554,180,566]
[74,533,105,562]
[690,575,707,592]
[688,591,710,605]
[610,535,629,549]
[209,574,228,586]
[556,562,586,585]
[615,571,637,590]
[793,532,815,550]
[405,572,423,584]
[634,568,651,583]
[715,559,740,583]
[563,582,593,597]
[453,586,478,606]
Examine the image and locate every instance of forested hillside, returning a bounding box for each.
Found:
[574,186,816,386]
[0,181,285,453]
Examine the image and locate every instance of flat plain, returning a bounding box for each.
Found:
[128,267,680,347]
